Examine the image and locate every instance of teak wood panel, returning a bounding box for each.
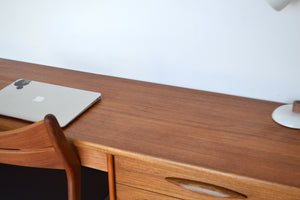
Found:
[75,145,107,171]
[116,184,179,200]
[0,148,63,169]
[0,59,300,191]
[0,120,52,149]
[115,156,300,200]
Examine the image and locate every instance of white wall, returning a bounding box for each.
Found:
[0,0,299,103]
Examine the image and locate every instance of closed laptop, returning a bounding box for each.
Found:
[0,79,101,127]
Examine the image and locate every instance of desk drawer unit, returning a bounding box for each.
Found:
[114,156,300,200]
[116,184,179,200]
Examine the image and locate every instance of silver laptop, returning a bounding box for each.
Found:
[0,79,101,127]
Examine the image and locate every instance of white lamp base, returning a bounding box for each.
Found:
[272,104,300,129]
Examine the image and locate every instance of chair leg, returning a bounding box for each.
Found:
[66,169,81,200]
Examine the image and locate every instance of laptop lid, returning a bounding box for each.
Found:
[0,79,101,127]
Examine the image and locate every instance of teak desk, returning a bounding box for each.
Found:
[0,59,299,200]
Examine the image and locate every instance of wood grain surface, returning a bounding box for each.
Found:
[0,58,299,192]
[116,184,179,200]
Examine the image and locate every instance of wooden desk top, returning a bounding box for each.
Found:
[0,58,299,189]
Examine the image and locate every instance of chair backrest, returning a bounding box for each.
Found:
[0,114,81,200]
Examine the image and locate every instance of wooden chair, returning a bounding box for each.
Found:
[0,114,81,200]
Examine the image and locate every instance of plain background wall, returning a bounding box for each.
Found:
[0,0,299,103]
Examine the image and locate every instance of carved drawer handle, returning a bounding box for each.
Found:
[165,177,247,199]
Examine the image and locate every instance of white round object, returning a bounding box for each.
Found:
[272,104,300,129]
[265,0,293,11]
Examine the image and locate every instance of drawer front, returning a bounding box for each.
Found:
[116,183,179,200]
[76,146,107,171]
[115,156,300,200]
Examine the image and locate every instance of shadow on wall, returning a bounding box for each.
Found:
[0,163,109,200]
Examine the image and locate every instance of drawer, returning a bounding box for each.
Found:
[75,145,107,171]
[115,156,300,200]
[116,183,179,200]
[72,140,108,172]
